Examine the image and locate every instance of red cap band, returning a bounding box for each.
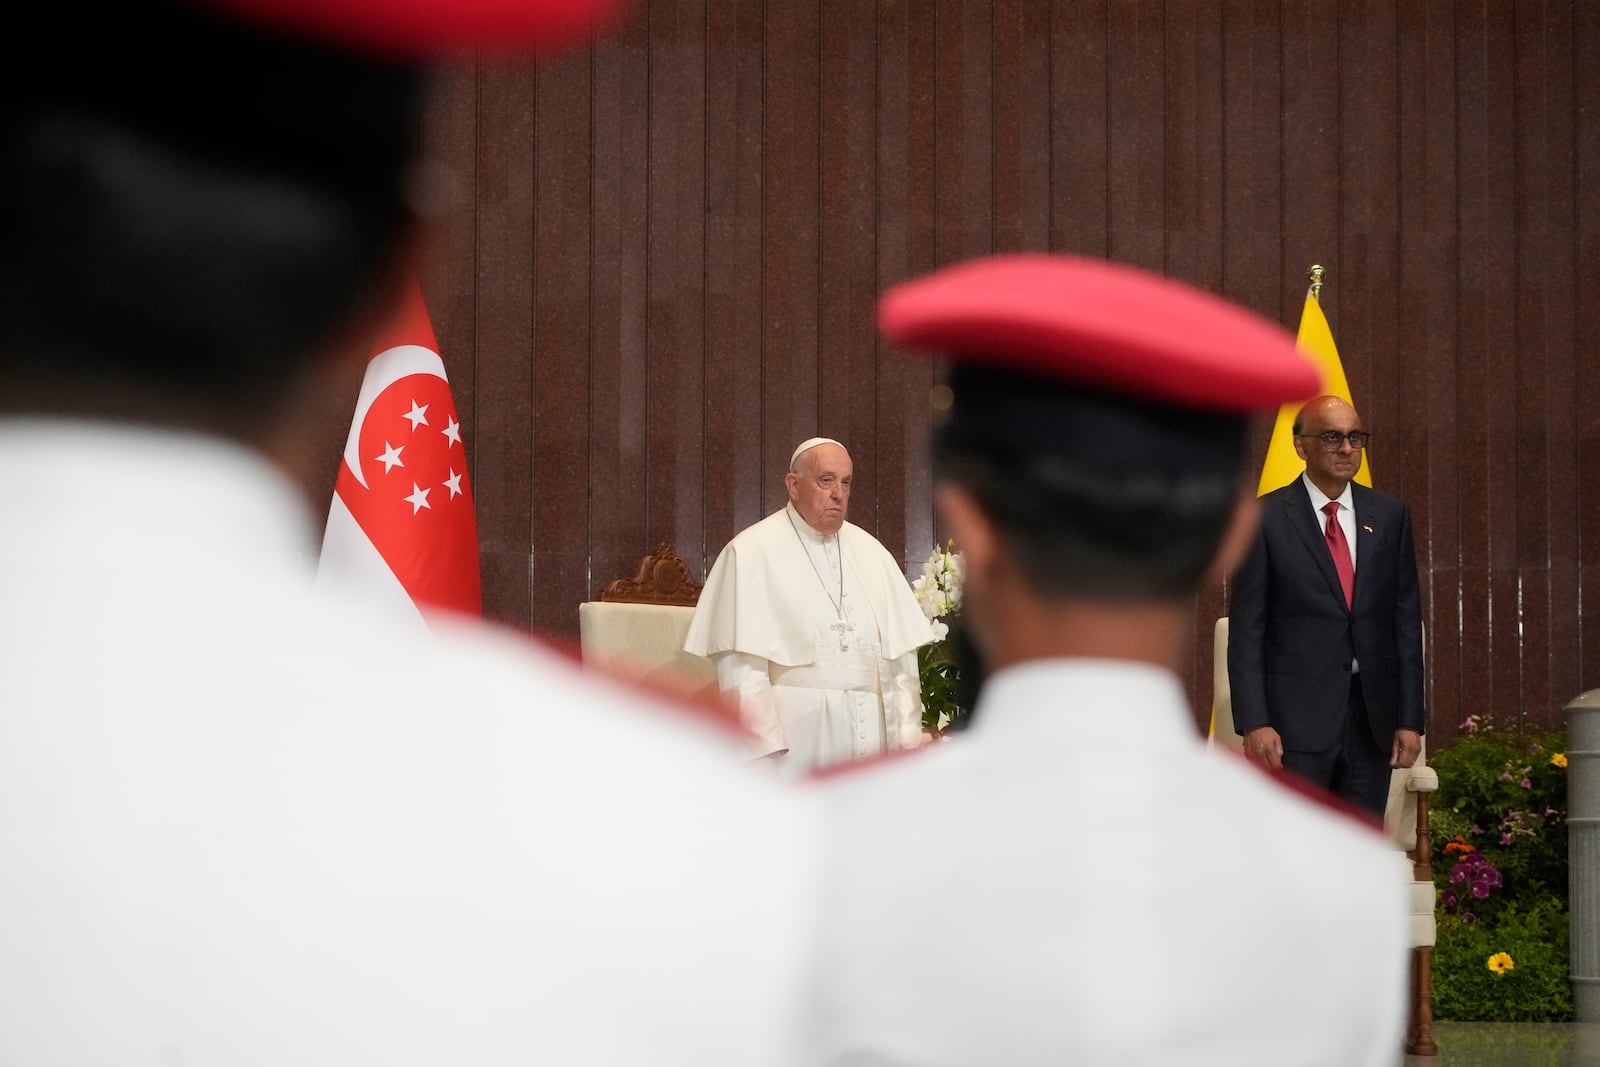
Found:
[880,254,1319,413]
[202,0,628,58]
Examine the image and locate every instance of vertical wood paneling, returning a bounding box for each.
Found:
[1220,0,1284,486]
[819,0,880,532]
[1164,2,1223,292]
[931,0,994,271]
[646,1,708,571]
[1536,0,1582,720]
[1398,0,1459,733]
[431,1,1595,736]
[1050,1,1109,255]
[472,62,538,630]
[875,0,938,569]
[1578,0,1600,702]
[530,49,595,634]
[992,0,1051,254]
[1106,1,1165,272]
[762,2,822,516]
[1279,0,1340,329]
[421,70,481,434]
[1511,0,1567,728]
[703,0,766,564]
[1459,3,1522,730]
[1217,0,1283,718]
[1164,0,1226,718]
[1337,0,1401,487]
[587,7,651,593]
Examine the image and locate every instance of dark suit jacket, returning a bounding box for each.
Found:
[1227,477,1425,752]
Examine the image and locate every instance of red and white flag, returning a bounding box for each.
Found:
[317,279,482,628]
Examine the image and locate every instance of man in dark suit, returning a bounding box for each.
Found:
[1227,394,1424,817]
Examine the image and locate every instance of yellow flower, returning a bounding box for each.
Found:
[1487,952,1515,975]
[1551,752,1568,768]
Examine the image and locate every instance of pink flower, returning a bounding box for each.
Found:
[1520,777,1533,790]
[1499,771,1514,782]
[1500,833,1513,846]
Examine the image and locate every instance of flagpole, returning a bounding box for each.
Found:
[1308,263,1324,301]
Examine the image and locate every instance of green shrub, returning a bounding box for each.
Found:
[1428,716,1570,1020]
[1430,720,1568,907]
[1432,897,1573,1022]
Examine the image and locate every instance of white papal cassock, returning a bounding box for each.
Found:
[684,503,935,772]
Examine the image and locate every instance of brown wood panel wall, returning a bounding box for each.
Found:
[398,0,1598,738]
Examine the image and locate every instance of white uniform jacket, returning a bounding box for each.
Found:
[0,419,818,1067]
[804,658,1410,1067]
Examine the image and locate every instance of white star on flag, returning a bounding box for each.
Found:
[375,441,405,472]
[317,277,481,628]
[403,400,430,431]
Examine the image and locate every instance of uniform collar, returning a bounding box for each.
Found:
[970,658,1198,748]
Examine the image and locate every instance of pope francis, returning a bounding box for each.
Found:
[684,438,934,773]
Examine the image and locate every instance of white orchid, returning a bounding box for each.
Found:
[912,540,963,622]
[914,539,966,736]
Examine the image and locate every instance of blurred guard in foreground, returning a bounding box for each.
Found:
[805,255,1410,1066]
[0,3,814,1064]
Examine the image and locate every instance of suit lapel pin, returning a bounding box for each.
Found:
[1362,524,1374,534]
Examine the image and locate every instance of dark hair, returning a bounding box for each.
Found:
[934,422,1244,601]
[0,1,424,432]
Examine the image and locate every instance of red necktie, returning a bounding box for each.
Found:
[1322,501,1354,609]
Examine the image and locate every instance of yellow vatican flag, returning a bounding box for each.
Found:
[1256,274,1371,494]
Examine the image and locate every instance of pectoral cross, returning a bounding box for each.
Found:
[828,618,855,652]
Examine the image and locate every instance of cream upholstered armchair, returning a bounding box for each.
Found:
[577,544,718,702]
[1210,618,1439,1057]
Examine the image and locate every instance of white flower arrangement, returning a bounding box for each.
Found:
[912,540,965,733]
[912,540,963,637]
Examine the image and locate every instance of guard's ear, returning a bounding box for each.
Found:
[935,483,996,579]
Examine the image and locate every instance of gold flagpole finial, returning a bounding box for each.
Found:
[1308,264,1325,301]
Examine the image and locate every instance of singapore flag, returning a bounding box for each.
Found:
[316,279,482,629]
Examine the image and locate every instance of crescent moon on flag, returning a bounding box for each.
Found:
[340,343,449,489]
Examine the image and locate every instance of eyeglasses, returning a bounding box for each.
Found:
[1297,430,1371,451]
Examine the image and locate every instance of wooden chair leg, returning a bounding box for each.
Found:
[1404,790,1438,1055]
[1407,945,1438,1056]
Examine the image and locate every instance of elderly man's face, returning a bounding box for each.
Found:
[786,444,852,535]
[1293,397,1365,495]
